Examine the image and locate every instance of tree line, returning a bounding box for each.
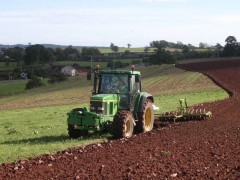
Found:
[0,36,240,67]
[142,36,240,65]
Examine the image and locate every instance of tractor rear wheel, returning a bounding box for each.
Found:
[136,98,154,133]
[113,110,134,139]
[68,125,82,138]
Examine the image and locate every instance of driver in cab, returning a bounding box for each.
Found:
[116,81,128,93]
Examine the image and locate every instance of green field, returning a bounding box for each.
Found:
[0,62,24,70]
[53,59,141,69]
[0,64,228,164]
[0,81,27,96]
[0,79,50,96]
[54,60,110,69]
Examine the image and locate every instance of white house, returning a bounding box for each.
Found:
[20,72,27,79]
[61,66,76,76]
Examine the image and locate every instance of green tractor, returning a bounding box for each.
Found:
[67,65,155,139]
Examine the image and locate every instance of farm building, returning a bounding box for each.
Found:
[72,64,90,75]
[61,66,76,76]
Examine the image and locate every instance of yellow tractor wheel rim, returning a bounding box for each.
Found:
[145,108,151,131]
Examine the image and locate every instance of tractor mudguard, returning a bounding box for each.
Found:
[137,93,154,112]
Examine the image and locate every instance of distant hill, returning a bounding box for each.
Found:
[0,44,108,49]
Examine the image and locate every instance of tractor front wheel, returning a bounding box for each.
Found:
[68,125,87,139]
[113,110,134,139]
[136,98,154,133]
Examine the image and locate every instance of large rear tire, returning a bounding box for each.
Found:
[113,110,134,139]
[135,98,154,133]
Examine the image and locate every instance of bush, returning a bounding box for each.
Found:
[48,73,68,84]
[25,76,45,90]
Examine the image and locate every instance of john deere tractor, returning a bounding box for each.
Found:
[67,65,154,139]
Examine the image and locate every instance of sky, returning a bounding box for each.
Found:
[1,0,240,48]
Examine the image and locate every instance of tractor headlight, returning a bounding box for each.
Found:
[90,107,95,110]
[98,107,104,110]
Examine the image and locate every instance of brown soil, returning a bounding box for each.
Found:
[1,60,240,180]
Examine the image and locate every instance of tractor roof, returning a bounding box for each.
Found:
[99,69,141,75]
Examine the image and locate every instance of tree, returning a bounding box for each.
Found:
[237,42,240,55]
[24,44,51,65]
[214,43,222,49]
[149,47,175,65]
[127,44,131,48]
[144,46,150,56]
[223,36,238,57]
[110,43,119,53]
[168,42,175,48]
[124,50,130,56]
[177,41,183,49]
[199,43,204,48]
[150,41,160,48]
[182,45,190,54]
[106,61,129,69]
[150,40,166,48]
[110,43,114,50]
[225,36,237,45]
[159,40,169,48]
[188,44,195,51]
[214,43,223,59]
[55,47,65,61]
[142,57,150,66]
[131,59,141,65]
[81,47,101,59]
[223,44,237,57]
[1,47,25,61]
[149,40,169,48]
[46,47,55,55]
[110,43,119,69]
[63,45,81,59]
[149,41,158,47]
[199,42,209,49]
[46,48,57,62]
[25,76,45,90]
[81,47,101,58]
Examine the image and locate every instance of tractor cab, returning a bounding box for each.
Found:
[91,65,141,112]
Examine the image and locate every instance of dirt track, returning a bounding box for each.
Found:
[1,60,240,179]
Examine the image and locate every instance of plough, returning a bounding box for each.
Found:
[156,98,212,122]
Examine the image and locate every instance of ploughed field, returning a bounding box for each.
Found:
[1,60,240,179]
